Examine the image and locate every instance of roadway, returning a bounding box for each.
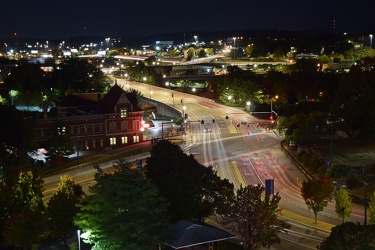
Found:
[42,79,367,250]
[117,80,368,249]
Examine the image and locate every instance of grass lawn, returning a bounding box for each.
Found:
[280,210,335,233]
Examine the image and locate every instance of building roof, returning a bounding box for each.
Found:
[166,220,235,249]
[99,83,143,113]
[58,83,143,115]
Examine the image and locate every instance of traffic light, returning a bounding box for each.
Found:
[181,98,183,104]
[201,120,204,124]
[184,113,188,119]
[171,93,174,97]
[225,115,229,119]
[212,119,215,123]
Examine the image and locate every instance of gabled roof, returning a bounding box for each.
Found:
[99,83,143,113]
[167,220,235,249]
[58,83,143,115]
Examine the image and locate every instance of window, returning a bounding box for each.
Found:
[58,126,66,135]
[100,139,104,147]
[133,121,139,130]
[121,108,127,118]
[121,121,128,131]
[110,137,116,146]
[133,135,139,143]
[109,122,116,132]
[92,139,96,149]
[84,140,88,149]
[121,136,128,144]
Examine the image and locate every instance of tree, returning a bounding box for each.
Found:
[74,160,169,250]
[46,175,85,243]
[0,170,45,247]
[301,175,334,223]
[55,57,108,93]
[334,187,352,223]
[145,140,234,223]
[3,209,47,249]
[318,222,375,250]
[217,184,290,250]
[0,105,38,171]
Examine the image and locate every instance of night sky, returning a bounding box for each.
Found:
[1,0,374,40]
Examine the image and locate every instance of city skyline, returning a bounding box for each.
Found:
[1,0,374,41]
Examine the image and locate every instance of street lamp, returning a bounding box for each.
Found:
[270,95,278,119]
[125,74,129,89]
[182,106,187,132]
[233,37,236,63]
[182,105,186,119]
[370,34,373,49]
[246,101,251,111]
[326,118,344,167]
[77,230,81,250]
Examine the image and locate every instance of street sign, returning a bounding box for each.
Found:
[136,159,142,171]
[265,179,274,195]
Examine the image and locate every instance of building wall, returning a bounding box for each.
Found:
[33,111,144,151]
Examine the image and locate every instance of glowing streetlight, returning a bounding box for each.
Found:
[270,95,278,118]
[77,230,81,250]
[370,34,373,49]
[246,101,251,111]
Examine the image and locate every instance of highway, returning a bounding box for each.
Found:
[42,79,367,250]
[118,80,369,249]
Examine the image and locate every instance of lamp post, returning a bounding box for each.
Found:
[270,95,278,119]
[246,101,251,112]
[125,74,129,89]
[233,37,236,63]
[370,34,373,49]
[182,105,186,119]
[77,230,81,250]
[326,118,344,167]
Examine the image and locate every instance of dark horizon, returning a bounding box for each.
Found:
[1,0,374,41]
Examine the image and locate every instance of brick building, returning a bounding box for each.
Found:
[33,83,144,152]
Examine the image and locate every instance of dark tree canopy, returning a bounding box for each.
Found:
[74,160,169,250]
[301,175,334,223]
[46,175,85,243]
[217,184,290,250]
[319,222,375,250]
[145,140,234,223]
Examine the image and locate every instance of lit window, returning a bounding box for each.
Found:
[121,108,127,118]
[110,137,116,145]
[122,136,128,144]
[133,135,139,143]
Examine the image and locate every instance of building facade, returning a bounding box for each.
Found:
[33,83,144,152]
